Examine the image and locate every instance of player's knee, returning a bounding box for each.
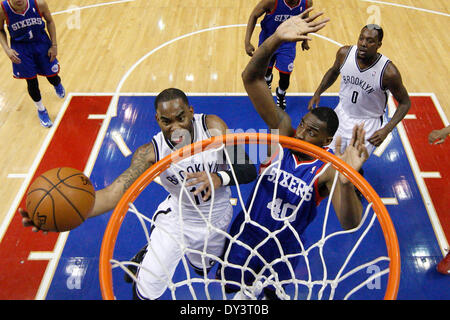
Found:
[47,75,61,86]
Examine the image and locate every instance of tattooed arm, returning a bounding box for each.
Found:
[88,142,156,218]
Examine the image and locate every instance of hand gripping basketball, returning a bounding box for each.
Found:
[21,167,96,232]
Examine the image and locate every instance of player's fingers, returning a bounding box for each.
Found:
[299,7,314,20]
[18,208,29,218]
[185,172,202,186]
[185,172,202,179]
[434,139,445,145]
[357,125,366,145]
[185,179,198,187]
[360,143,369,160]
[295,35,312,41]
[335,135,342,155]
[22,217,34,227]
[349,125,358,147]
[202,186,212,201]
[194,180,210,196]
[308,18,330,31]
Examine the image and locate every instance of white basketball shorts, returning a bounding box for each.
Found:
[329,103,387,155]
[135,196,233,299]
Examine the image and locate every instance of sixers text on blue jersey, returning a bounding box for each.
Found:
[2,0,48,42]
[0,0,64,128]
[221,147,331,292]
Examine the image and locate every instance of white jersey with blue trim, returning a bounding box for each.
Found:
[339,45,391,118]
[151,113,231,222]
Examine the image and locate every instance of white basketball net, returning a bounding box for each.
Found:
[109,141,391,300]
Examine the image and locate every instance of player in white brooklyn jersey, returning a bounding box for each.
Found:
[308,24,411,155]
[19,88,257,300]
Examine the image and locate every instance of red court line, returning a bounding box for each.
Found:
[0,96,111,300]
[401,96,449,243]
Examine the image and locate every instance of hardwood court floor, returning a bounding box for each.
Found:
[0,0,448,299]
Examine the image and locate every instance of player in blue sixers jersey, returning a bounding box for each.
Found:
[244,0,312,110]
[0,0,65,128]
[222,10,370,299]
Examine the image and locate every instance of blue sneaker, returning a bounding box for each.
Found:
[54,83,65,98]
[38,109,53,128]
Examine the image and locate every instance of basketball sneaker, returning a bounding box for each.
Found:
[437,252,450,275]
[276,87,286,110]
[54,83,65,99]
[124,244,148,283]
[37,109,53,128]
[265,73,273,90]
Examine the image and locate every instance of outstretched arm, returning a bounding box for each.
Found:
[321,124,369,230]
[307,46,350,110]
[21,143,156,232]
[242,8,330,136]
[89,143,156,217]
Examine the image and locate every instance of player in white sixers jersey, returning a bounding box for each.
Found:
[308,24,411,155]
[0,0,65,128]
[222,10,369,299]
[245,0,312,110]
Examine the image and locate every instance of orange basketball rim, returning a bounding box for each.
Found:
[99,133,401,300]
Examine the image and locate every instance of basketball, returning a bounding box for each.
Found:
[26,167,96,232]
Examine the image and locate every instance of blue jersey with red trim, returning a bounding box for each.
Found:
[259,0,307,49]
[2,0,48,43]
[232,147,330,250]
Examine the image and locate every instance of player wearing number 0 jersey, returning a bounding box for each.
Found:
[328,44,390,155]
[308,24,411,155]
[220,11,369,299]
[0,0,65,128]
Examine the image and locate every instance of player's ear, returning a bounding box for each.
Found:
[324,135,333,146]
[187,106,194,118]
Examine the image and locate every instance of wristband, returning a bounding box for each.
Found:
[217,171,231,186]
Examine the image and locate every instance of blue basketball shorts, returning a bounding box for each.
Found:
[259,32,296,74]
[222,212,300,291]
[10,40,60,79]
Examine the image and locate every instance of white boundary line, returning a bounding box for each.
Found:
[388,95,449,255]
[361,0,450,17]
[105,28,342,118]
[3,4,446,295]
[0,94,73,243]
[111,131,132,157]
[4,91,448,299]
[7,173,28,179]
[53,0,136,16]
